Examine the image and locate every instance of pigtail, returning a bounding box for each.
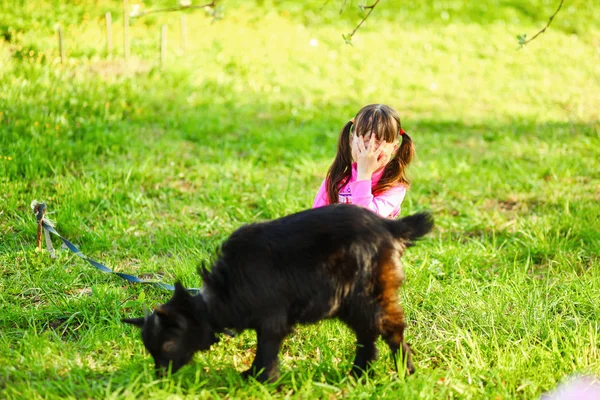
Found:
[373,129,415,195]
[397,132,415,174]
[326,121,354,205]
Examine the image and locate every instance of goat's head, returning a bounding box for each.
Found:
[122,283,219,375]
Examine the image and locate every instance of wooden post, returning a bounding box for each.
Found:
[105,12,113,54]
[36,217,43,251]
[180,15,186,55]
[123,0,130,60]
[58,25,65,64]
[161,25,167,67]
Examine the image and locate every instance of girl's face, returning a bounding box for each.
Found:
[351,129,398,168]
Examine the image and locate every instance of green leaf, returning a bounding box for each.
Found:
[342,33,353,45]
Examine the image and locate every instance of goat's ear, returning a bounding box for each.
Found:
[122,317,145,328]
[173,282,192,302]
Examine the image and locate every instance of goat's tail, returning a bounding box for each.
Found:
[385,212,434,243]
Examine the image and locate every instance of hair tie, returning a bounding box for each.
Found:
[399,128,406,135]
[350,118,355,125]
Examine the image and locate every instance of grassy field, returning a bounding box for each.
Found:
[1,0,599,398]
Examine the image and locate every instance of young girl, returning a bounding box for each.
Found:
[313,104,415,218]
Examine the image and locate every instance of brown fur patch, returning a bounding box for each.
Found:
[376,247,407,345]
[155,307,169,318]
[162,340,176,353]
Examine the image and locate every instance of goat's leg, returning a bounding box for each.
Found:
[241,341,263,380]
[241,328,287,383]
[351,332,379,377]
[339,299,380,377]
[381,304,414,375]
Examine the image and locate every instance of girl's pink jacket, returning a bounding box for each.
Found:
[313,163,406,219]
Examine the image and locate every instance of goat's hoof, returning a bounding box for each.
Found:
[257,371,280,384]
[241,368,256,380]
[350,366,374,379]
[241,368,279,383]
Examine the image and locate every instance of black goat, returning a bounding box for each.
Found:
[123,204,433,382]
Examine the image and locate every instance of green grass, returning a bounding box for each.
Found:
[1,0,600,398]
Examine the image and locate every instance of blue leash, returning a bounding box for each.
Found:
[32,201,201,295]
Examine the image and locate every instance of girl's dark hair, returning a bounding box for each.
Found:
[326,104,415,205]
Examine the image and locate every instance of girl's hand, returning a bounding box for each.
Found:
[354,134,387,181]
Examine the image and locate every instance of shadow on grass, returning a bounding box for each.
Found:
[0,358,382,396]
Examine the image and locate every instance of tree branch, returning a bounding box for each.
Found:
[342,0,381,44]
[518,0,564,46]
[132,1,217,18]
[339,0,348,15]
